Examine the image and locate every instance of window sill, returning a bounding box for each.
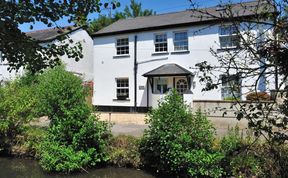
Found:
[217,47,241,52]
[171,50,190,54]
[113,98,130,101]
[113,54,130,58]
[151,52,169,56]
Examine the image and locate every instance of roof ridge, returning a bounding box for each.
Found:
[26,25,78,34]
[113,0,259,22]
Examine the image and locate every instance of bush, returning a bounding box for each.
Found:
[36,67,110,173]
[23,127,47,157]
[108,135,141,168]
[220,125,242,154]
[140,90,223,177]
[246,92,270,101]
[0,76,38,153]
[219,126,265,177]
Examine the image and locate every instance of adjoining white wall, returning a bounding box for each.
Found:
[0,64,23,82]
[61,29,94,81]
[0,29,94,83]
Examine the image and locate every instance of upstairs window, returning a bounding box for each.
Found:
[220,74,241,100]
[174,31,188,51]
[154,33,167,52]
[116,78,129,100]
[116,38,129,55]
[219,25,240,49]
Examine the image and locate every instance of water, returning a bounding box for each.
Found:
[0,157,155,178]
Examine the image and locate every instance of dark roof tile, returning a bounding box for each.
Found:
[93,1,273,37]
[143,63,193,77]
[26,26,81,42]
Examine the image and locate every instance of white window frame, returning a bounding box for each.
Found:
[173,31,188,51]
[154,33,168,53]
[220,74,241,100]
[219,25,240,49]
[176,78,189,94]
[153,77,169,94]
[116,78,129,100]
[115,37,129,56]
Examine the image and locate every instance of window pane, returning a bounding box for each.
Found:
[155,34,167,42]
[221,75,241,99]
[154,78,168,94]
[174,32,188,51]
[116,78,129,99]
[175,32,187,41]
[116,38,129,55]
[155,43,167,52]
[117,38,128,46]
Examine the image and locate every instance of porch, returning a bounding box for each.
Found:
[143,63,194,108]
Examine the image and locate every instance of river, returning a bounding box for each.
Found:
[0,157,155,178]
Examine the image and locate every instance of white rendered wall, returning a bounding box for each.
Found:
[93,25,226,107]
[61,29,94,81]
[0,64,23,82]
[93,23,273,107]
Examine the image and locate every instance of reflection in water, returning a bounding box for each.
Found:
[0,157,155,178]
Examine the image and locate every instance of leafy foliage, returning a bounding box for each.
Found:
[0,76,38,153]
[140,90,223,177]
[89,0,155,33]
[35,67,110,173]
[0,0,119,72]
[108,135,141,168]
[189,0,288,146]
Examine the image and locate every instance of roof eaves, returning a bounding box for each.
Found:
[27,26,83,43]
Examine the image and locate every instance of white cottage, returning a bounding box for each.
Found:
[0,26,94,82]
[92,1,274,112]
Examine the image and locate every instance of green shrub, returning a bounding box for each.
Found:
[108,135,141,168]
[0,76,38,153]
[140,90,223,177]
[220,125,242,154]
[36,67,110,172]
[229,153,263,178]
[220,126,265,177]
[23,127,47,157]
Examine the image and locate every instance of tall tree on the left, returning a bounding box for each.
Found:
[0,0,119,73]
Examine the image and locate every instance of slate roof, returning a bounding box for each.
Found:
[26,26,82,42]
[92,1,273,37]
[143,63,193,77]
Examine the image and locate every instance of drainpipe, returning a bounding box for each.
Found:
[134,35,138,112]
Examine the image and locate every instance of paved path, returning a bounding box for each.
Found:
[110,123,148,137]
[30,112,249,138]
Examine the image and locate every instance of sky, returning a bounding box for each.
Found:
[20,0,253,32]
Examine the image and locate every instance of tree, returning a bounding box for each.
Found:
[88,0,155,33]
[120,0,156,18]
[188,0,288,176]
[0,0,119,73]
[140,90,223,177]
[36,66,110,172]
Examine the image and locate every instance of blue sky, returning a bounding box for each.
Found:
[20,0,252,32]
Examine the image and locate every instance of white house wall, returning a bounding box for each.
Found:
[61,29,94,81]
[93,25,232,107]
[0,64,23,82]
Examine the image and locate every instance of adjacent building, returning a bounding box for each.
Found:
[0,26,93,82]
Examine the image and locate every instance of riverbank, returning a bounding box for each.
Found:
[0,157,155,178]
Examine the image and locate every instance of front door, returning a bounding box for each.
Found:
[175,78,188,95]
